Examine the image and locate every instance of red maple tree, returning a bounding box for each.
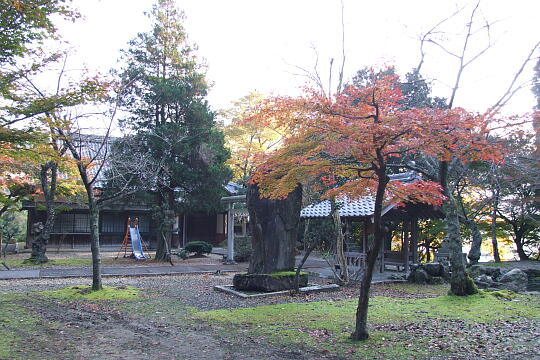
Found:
[246,70,502,340]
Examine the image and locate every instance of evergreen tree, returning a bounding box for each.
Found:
[115,0,231,260]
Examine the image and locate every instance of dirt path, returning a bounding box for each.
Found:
[1,275,340,360]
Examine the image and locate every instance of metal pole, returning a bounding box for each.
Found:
[225,204,236,264]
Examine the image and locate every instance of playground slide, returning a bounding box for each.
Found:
[129,227,147,260]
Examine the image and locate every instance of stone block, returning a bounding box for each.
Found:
[233,273,308,292]
[498,268,528,292]
[412,268,429,284]
[424,263,444,277]
[427,276,444,285]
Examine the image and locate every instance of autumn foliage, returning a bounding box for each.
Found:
[246,72,502,206]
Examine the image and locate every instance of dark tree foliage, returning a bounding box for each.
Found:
[351,67,446,110]
[114,0,231,259]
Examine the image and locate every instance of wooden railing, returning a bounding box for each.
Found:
[343,251,366,273]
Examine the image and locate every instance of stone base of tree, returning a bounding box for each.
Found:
[408,263,450,285]
[470,265,538,292]
[233,273,308,292]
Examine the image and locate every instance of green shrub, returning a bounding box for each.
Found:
[218,236,252,262]
[184,241,213,255]
[233,236,252,262]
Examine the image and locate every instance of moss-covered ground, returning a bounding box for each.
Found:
[40,285,140,301]
[6,258,93,267]
[195,288,540,359]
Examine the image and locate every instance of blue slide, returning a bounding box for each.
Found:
[129,227,148,260]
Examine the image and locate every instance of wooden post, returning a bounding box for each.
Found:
[403,221,410,273]
[362,221,366,253]
[26,209,33,249]
[241,218,247,237]
[411,220,419,264]
[344,220,350,247]
[379,224,385,273]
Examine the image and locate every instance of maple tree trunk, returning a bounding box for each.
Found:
[30,208,54,264]
[466,219,483,265]
[29,162,58,264]
[351,172,389,341]
[247,183,302,274]
[491,191,501,263]
[88,204,102,291]
[294,242,317,291]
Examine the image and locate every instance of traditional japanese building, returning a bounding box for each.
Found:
[22,135,242,249]
[300,172,443,273]
[23,183,242,249]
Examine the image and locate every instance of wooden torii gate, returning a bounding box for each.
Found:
[220,194,246,265]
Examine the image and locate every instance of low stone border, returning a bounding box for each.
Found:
[214,283,340,298]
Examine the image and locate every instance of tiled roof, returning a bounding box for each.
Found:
[300,171,421,219]
[224,182,244,195]
[300,197,375,218]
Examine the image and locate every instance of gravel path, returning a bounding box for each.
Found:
[0,272,439,310]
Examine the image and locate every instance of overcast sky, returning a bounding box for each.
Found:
[56,0,539,118]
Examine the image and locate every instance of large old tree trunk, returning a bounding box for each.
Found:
[246,183,302,274]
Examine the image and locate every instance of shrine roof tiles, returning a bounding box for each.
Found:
[300,197,376,218]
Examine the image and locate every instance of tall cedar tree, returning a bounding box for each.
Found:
[116,0,230,260]
[246,72,501,341]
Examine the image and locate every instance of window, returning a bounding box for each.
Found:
[101,213,150,233]
[101,213,125,233]
[137,215,149,233]
[52,213,90,233]
[74,214,90,233]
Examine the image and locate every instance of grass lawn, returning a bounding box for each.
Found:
[195,286,540,359]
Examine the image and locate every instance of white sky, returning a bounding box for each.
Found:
[56,0,539,118]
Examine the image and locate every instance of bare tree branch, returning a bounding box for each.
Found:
[416,4,465,73]
[488,40,540,115]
